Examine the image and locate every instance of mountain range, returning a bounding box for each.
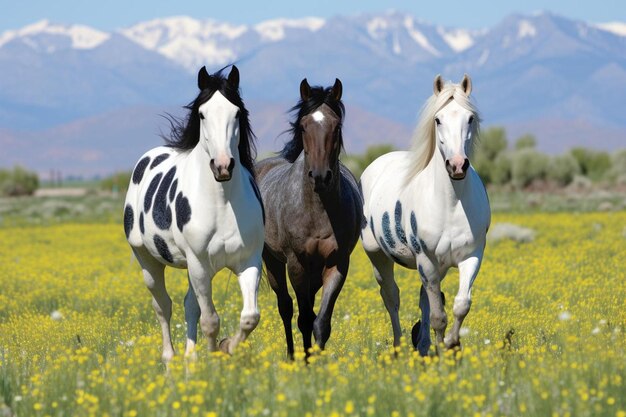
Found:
[1,11,625,177]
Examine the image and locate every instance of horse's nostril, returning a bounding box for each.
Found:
[228,158,235,173]
[324,170,333,185]
[462,158,470,172]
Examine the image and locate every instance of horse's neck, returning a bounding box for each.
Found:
[418,154,469,208]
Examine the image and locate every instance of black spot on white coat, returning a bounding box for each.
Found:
[175,192,192,232]
[153,235,173,263]
[123,205,134,238]
[169,179,178,202]
[153,167,176,230]
[132,157,150,184]
[382,212,395,249]
[144,173,162,213]
[150,153,170,169]
[394,201,407,245]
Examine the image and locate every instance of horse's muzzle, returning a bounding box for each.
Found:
[210,158,235,182]
[309,169,333,192]
[446,157,470,180]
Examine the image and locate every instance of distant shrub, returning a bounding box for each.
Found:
[0,166,39,196]
[571,148,611,181]
[568,174,593,190]
[479,127,508,159]
[100,171,132,194]
[491,152,512,185]
[514,134,537,150]
[473,127,509,184]
[511,149,549,188]
[607,149,626,184]
[340,155,362,179]
[473,156,493,184]
[343,144,395,179]
[546,153,581,186]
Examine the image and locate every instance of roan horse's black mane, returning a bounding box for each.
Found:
[163,66,257,175]
[280,85,345,163]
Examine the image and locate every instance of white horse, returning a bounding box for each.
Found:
[123,66,265,360]
[360,74,491,355]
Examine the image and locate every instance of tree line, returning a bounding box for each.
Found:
[2,127,625,197]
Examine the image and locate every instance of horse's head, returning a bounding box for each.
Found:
[299,78,343,192]
[197,65,241,182]
[432,74,478,180]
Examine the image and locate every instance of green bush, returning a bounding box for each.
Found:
[0,166,39,196]
[342,144,395,179]
[100,171,132,194]
[514,134,537,150]
[607,149,626,184]
[546,153,581,186]
[491,152,512,185]
[473,156,493,184]
[479,127,508,159]
[473,127,509,184]
[571,148,611,182]
[510,149,549,188]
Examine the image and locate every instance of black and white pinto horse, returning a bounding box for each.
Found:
[124,66,265,360]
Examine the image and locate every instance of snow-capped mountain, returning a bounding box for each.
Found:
[0,19,110,51]
[0,11,625,176]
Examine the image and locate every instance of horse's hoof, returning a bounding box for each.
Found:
[218,338,232,354]
[444,334,461,350]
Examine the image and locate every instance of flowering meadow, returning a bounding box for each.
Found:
[0,212,624,417]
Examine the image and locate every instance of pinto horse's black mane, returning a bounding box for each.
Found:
[163,66,256,175]
[279,85,345,163]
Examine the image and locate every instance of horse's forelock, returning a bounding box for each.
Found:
[280,85,345,163]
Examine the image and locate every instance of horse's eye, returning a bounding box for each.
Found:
[435,118,441,126]
[468,116,474,124]
[199,113,205,120]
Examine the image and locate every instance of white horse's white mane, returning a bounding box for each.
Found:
[405,81,481,181]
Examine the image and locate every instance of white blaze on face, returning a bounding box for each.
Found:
[312,111,324,123]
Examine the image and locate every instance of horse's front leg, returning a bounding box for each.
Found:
[313,262,348,349]
[219,260,262,354]
[445,254,483,349]
[183,275,201,357]
[187,257,220,352]
[418,260,447,351]
[135,249,175,362]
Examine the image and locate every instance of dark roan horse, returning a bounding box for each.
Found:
[255,78,363,358]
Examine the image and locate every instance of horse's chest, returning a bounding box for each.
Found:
[430,217,478,267]
[184,207,259,257]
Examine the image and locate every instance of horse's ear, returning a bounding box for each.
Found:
[461,74,472,96]
[433,74,444,96]
[198,66,210,90]
[228,65,240,90]
[300,78,311,101]
[331,78,343,101]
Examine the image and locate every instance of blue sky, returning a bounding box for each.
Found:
[1,0,624,32]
